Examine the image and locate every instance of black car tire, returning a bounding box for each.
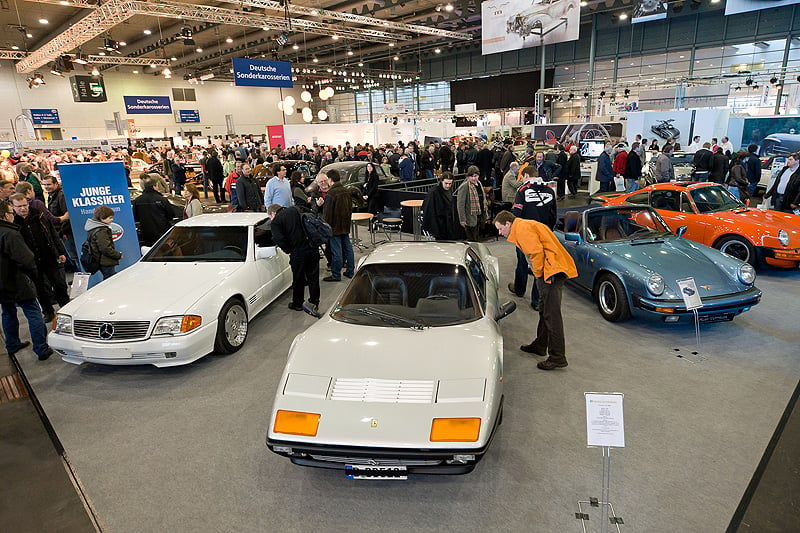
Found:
[714,235,756,266]
[214,298,248,354]
[595,274,630,322]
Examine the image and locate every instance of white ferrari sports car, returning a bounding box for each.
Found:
[266,242,516,477]
[49,213,292,367]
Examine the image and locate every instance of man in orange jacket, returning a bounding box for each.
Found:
[494,210,578,370]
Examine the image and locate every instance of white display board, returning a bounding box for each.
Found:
[677,278,703,311]
[585,393,625,448]
[481,0,580,55]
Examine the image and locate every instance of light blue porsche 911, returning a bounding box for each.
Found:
[555,205,762,323]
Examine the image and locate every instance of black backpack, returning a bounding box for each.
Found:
[301,211,333,247]
[80,230,101,274]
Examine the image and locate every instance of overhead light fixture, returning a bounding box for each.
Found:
[388,42,395,47]
[262,26,270,31]
[143,29,152,35]
[58,0,69,4]
[132,70,139,74]
[170,57,177,61]
[27,73,46,88]
[752,82,759,90]
[358,61,364,67]
[26,33,33,38]
[312,56,318,63]
[445,3,454,11]
[734,86,741,92]
[90,66,100,76]
[434,48,441,54]
[619,13,628,20]
[332,35,339,41]
[39,18,49,25]
[162,67,171,76]
[119,41,126,46]
[180,26,195,46]
[393,55,399,61]
[710,0,720,3]
[347,48,354,56]
[72,54,88,65]
[600,90,606,97]
[292,43,299,50]
[770,76,778,85]
[580,1,587,5]
[196,47,203,53]
[225,36,233,43]
[50,63,63,76]
[624,88,630,96]
[98,51,106,56]
[745,77,753,86]
[11,45,19,50]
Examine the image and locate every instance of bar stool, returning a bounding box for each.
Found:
[376,207,403,242]
[351,212,374,251]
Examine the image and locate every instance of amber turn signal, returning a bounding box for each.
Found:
[430,418,481,442]
[273,410,321,436]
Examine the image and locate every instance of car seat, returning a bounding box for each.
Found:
[428,276,467,309]
[371,277,408,306]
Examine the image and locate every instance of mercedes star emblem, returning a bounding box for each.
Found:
[98,322,115,340]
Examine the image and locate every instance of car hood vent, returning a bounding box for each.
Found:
[330,378,435,404]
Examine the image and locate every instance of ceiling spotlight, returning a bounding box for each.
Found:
[50,63,63,76]
[332,35,339,41]
[769,76,778,85]
[745,77,753,86]
[11,45,19,50]
[162,67,171,76]
[752,82,759,90]
[317,109,328,121]
[583,92,589,98]
[619,13,628,20]
[734,86,741,92]
[600,90,606,97]
[150,63,157,68]
[347,48,354,56]
[180,26,195,46]
[776,81,783,89]
[580,1,587,5]
[143,29,152,35]
[292,43,299,50]
[132,70,139,74]
[568,93,574,100]
[90,66,100,76]
[225,36,233,43]
[624,88,630,96]
[312,56,318,63]
[39,18,49,25]
[72,54,88,65]
[358,62,364,67]
[444,3,454,11]
[196,47,203,53]
[434,48,441,54]
[26,33,33,38]
[118,41,126,46]
[170,57,177,61]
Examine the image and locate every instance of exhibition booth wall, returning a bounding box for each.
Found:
[0,60,310,141]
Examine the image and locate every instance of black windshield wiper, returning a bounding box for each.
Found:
[339,306,425,330]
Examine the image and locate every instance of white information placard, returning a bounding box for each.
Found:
[585,393,625,448]
[676,277,703,311]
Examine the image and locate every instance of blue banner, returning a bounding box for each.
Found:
[232,58,293,88]
[178,109,200,123]
[59,161,141,287]
[124,95,172,114]
[30,108,60,125]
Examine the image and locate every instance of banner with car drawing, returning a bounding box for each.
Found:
[481,0,579,55]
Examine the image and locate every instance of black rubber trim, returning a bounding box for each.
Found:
[726,379,800,532]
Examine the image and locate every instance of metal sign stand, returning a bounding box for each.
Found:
[692,308,701,350]
[576,446,623,533]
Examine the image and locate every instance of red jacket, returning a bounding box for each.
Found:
[612,151,628,175]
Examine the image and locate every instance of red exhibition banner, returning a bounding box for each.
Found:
[267,125,286,150]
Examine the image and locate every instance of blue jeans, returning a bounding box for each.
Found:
[425,169,434,180]
[100,265,116,280]
[748,182,758,197]
[726,185,740,199]
[201,173,209,198]
[513,247,539,306]
[63,232,79,271]
[626,179,639,193]
[2,299,49,357]
[329,234,354,280]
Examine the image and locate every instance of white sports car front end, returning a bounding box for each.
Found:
[266,242,515,477]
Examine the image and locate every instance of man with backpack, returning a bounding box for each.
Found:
[267,203,320,314]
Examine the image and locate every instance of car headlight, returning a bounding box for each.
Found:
[778,229,790,246]
[738,264,756,285]
[430,418,481,442]
[647,274,665,296]
[53,314,72,334]
[152,315,202,336]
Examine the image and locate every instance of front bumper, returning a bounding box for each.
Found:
[631,286,761,323]
[48,321,218,367]
[758,246,800,268]
[266,398,503,476]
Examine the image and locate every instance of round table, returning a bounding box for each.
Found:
[351,212,374,250]
[400,199,424,240]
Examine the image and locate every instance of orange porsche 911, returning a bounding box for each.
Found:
[595,182,800,268]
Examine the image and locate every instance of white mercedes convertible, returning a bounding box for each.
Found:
[49,213,291,367]
[266,242,516,477]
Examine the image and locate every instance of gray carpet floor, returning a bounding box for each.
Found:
[13,238,800,533]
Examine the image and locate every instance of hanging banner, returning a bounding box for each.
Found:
[232,58,293,88]
[70,75,107,103]
[267,125,286,150]
[177,110,201,123]
[123,96,172,114]
[59,161,141,287]
[481,0,580,55]
[726,0,799,15]
[632,0,667,23]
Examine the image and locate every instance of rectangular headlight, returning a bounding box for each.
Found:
[53,314,72,334]
[430,418,481,442]
[273,410,321,437]
[152,315,202,336]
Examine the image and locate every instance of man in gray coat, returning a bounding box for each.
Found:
[653,145,675,183]
[456,165,489,241]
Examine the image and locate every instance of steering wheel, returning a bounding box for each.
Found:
[223,245,243,255]
[426,294,450,300]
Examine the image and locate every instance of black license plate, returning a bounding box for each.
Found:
[698,313,734,323]
[345,464,408,480]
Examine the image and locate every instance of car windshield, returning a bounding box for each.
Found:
[143,226,248,262]
[585,207,672,243]
[690,185,745,213]
[332,263,482,327]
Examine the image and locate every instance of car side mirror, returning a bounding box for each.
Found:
[495,300,516,321]
[140,246,151,255]
[675,225,687,238]
[256,246,278,260]
[565,232,582,244]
